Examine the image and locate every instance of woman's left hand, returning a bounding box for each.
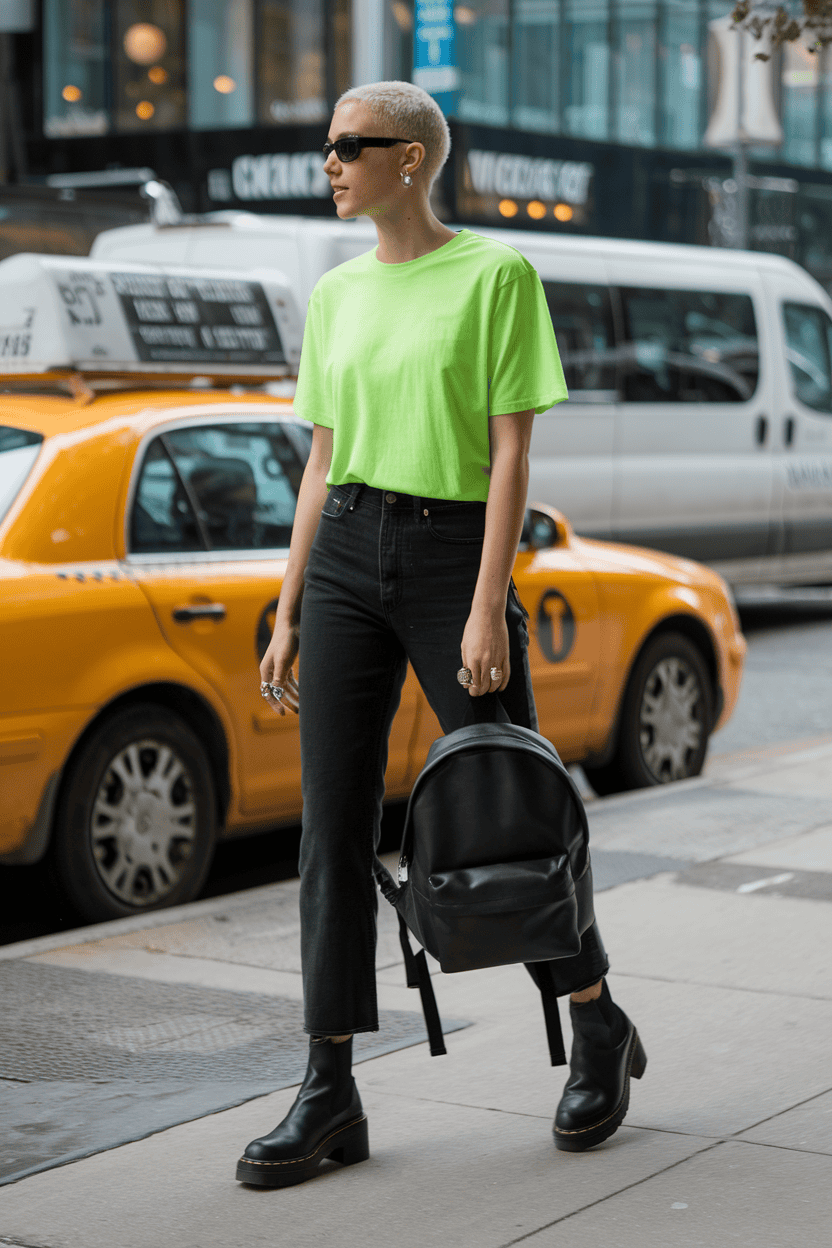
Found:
[461,605,510,696]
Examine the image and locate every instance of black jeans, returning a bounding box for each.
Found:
[298,483,609,1037]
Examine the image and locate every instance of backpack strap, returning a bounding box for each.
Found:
[397,913,447,1057]
[373,857,447,1057]
[525,963,567,1066]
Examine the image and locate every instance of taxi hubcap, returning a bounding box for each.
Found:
[91,739,197,906]
[638,657,702,782]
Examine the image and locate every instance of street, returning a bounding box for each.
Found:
[3,593,831,948]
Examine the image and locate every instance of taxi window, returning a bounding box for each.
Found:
[541,282,617,401]
[0,427,43,525]
[131,439,204,553]
[618,288,759,403]
[163,422,301,551]
[782,302,832,414]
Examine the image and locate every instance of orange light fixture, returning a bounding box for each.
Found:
[61,84,82,103]
[124,23,167,65]
[553,203,574,222]
[213,75,236,94]
[135,100,156,120]
[498,199,518,218]
[148,65,168,85]
[527,200,546,220]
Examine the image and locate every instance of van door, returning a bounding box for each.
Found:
[771,291,832,582]
[608,266,776,583]
[529,267,617,539]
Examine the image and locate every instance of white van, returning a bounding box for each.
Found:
[93,214,832,587]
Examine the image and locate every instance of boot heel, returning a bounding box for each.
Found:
[328,1116,370,1167]
[631,1034,647,1080]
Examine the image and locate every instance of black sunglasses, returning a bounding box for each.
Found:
[322,136,411,163]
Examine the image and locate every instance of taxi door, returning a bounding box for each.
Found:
[512,528,601,762]
[125,416,416,822]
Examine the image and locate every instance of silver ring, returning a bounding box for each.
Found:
[490,667,503,681]
[269,684,284,700]
[457,667,473,687]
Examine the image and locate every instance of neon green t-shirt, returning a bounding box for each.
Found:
[292,228,568,501]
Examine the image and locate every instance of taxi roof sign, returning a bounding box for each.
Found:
[0,254,303,379]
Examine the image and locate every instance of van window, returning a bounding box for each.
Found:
[542,282,617,401]
[782,302,832,414]
[618,288,759,403]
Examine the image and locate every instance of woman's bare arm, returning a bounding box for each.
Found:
[462,409,534,696]
[259,423,333,714]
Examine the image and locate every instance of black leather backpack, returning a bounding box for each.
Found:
[375,697,594,1064]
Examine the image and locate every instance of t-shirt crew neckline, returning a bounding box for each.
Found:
[371,228,469,270]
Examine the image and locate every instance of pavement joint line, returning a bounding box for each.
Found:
[726,1083,832,1138]
[605,969,832,1002]
[365,1088,554,1120]
[496,1138,724,1247]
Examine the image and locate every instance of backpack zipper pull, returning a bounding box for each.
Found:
[398,855,409,883]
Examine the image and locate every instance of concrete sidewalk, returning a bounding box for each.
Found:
[1,738,831,1247]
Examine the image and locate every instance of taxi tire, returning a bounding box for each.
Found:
[584,632,713,795]
[50,704,217,923]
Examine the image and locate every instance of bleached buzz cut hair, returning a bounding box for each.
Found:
[334,81,452,190]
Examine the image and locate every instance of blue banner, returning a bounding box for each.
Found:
[412,1,459,116]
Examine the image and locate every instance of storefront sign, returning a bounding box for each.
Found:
[413,1,459,111]
[208,151,331,203]
[467,151,594,206]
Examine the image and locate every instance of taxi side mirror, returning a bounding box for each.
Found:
[519,506,570,551]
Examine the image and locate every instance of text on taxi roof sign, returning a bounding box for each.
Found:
[0,254,303,376]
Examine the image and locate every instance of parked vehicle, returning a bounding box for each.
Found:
[0,255,745,922]
[94,215,832,587]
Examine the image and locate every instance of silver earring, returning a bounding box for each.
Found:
[401,172,413,187]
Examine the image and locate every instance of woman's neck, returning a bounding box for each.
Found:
[372,202,457,265]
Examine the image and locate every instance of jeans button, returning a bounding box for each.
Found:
[385,492,397,504]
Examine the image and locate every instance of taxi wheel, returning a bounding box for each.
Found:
[51,704,217,923]
[585,632,713,795]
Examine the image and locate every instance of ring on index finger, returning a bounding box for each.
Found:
[457,667,473,687]
[269,684,284,701]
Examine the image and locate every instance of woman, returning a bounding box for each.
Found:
[236,81,644,1189]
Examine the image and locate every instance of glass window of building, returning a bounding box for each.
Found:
[781,41,820,168]
[614,1,657,146]
[114,1,187,131]
[511,1,560,134]
[189,0,254,129]
[386,1,415,84]
[821,49,832,170]
[563,0,610,141]
[43,0,109,137]
[456,1,510,127]
[659,0,702,149]
[258,0,328,125]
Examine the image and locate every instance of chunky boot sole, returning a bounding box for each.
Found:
[554,1031,647,1153]
[235,1115,369,1188]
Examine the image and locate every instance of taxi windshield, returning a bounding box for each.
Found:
[0,427,43,525]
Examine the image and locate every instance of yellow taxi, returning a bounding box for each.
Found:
[0,255,746,922]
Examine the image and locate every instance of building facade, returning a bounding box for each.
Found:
[7,1,832,289]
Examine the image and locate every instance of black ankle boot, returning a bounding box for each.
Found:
[553,981,646,1152]
[236,1037,369,1187]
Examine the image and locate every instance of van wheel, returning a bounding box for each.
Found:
[50,704,217,923]
[584,632,713,796]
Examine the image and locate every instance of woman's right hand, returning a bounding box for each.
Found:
[259,622,300,716]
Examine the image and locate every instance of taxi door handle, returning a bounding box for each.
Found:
[172,603,227,622]
[755,415,768,446]
[784,415,796,446]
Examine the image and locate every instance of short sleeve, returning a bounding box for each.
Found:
[487,270,568,416]
[291,289,334,428]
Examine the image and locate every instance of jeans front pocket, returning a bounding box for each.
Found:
[321,486,353,519]
[426,502,487,545]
